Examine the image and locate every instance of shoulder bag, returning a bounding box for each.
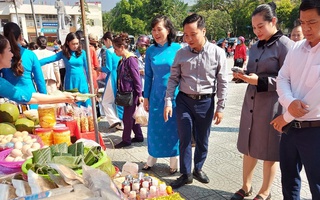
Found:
[115,62,133,107]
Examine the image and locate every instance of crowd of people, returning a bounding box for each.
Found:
[0,0,319,199]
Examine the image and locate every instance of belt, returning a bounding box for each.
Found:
[180,91,213,100]
[292,120,320,129]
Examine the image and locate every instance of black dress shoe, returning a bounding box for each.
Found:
[114,141,131,148]
[253,193,271,200]
[192,169,209,183]
[230,187,253,200]
[108,122,121,130]
[131,138,144,143]
[170,174,193,189]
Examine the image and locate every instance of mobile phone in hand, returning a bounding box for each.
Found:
[231,67,244,74]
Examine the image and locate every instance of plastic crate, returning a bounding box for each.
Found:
[79,131,106,150]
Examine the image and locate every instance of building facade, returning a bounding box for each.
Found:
[0,1,103,43]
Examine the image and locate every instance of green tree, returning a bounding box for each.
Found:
[102,12,113,33]
[78,1,94,29]
[145,0,188,31]
[110,0,148,35]
[198,9,232,40]
[276,0,295,32]
[103,0,188,36]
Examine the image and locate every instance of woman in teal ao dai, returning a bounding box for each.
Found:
[40,32,91,107]
[1,22,47,109]
[143,14,180,173]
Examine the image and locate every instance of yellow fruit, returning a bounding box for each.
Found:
[166,186,173,194]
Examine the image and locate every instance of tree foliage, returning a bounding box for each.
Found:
[198,9,232,40]
[103,0,188,36]
[102,0,303,39]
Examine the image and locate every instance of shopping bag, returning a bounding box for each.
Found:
[133,104,148,126]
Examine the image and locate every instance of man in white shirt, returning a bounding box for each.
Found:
[34,36,60,94]
[270,0,320,199]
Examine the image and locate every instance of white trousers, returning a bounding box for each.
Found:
[147,155,178,169]
[101,78,121,125]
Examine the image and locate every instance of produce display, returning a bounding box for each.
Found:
[0,101,183,200]
[0,103,35,134]
[22,142,106,177]
[0,131,42,159]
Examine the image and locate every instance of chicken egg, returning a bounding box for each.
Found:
[21,144,31,154]
[14,141,23,150]
[31,143,41,150]
[11,149,22,158]
[5,156,15,162]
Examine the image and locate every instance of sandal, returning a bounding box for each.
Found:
[169,168,177,174]
[142,164,151,170]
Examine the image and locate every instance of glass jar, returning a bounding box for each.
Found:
[38,105,56,128]
[34,127,53,146]
[53,127,71,145]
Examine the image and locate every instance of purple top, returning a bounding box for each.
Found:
[117,54,142,99]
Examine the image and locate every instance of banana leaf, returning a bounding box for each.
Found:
[50,143,68,155]
[65,88,79,93]
[53,152,72,157]
[68,142,84,156]
[32,147,52,165]
[51,156,82,169]
[84,146,101,166]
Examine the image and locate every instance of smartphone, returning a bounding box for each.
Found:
[231,67,244,74]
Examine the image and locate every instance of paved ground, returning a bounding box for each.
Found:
[98,58,312,200]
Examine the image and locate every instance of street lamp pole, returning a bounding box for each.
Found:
[30,0,39,37]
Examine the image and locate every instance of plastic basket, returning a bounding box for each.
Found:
[0,135,44,169]
[21,150,108,179]
[0,148,23,169]
[0,134,44,152]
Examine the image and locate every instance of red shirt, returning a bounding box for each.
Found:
[89,45,99,89]
[234,44,247,61]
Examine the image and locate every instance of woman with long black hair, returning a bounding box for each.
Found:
[1,22,47,109]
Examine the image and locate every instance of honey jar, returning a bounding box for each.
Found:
[53,127,71,145]
[38,105,56,128]
[34,127,53,146]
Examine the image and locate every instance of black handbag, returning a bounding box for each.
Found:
[115,62,133,107]
[115,91,133,106]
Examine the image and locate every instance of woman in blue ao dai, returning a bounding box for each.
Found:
[40,32,91,107]
[1,22,46,109]
[0,34,76,105]
[143,15,181,174]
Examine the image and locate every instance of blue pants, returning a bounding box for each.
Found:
[280,127,320,200]
[175,92,215,175]
[122,101,143,144]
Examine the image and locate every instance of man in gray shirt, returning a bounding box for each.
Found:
[164,13,228,189]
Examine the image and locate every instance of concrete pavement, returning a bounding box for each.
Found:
[98,58,312,200]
